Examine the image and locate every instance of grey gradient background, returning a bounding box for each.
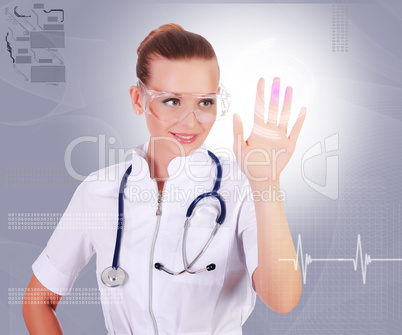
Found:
[1,0,402,334]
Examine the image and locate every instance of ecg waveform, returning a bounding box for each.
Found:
[279,234,402,284]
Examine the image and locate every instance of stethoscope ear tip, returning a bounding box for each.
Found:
[206,263,216,271]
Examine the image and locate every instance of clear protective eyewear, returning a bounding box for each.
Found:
[138,79,231,123]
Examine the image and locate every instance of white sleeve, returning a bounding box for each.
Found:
[32,178,95,295]
[236,178,258,292]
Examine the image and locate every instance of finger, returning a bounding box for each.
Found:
[268,77,280,125]
[289,107,307,142]
[253,78,265,128]
[233,113,245,155]
[279,86,292,133]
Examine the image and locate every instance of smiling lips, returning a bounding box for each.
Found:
[170,132,199,144]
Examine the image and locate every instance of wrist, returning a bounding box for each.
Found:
[248,176,281,189]
[247,177,283,202]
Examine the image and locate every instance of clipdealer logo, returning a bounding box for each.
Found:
[64,133,340,201]
[301,133,339,200]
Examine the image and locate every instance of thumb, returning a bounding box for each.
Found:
[233,113,244,155]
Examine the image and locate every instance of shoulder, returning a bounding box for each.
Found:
[80,161,131,198]
[81,142,147,196]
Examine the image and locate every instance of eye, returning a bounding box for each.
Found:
[162,98,181,107]
[199,99,215,108]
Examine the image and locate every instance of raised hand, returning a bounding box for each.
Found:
[233,77,307,182]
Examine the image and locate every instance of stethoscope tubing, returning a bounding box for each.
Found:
[103,150,224,286]
[112,164,132,270]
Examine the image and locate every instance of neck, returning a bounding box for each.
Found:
[145,141,173,181]
[145,138,202,181]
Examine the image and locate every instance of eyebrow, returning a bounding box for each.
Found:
[160,90,217,96]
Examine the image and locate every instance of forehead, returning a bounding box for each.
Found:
[148,57,220,94]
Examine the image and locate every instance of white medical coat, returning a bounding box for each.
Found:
[32,140,259,335]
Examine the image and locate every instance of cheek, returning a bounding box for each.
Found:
[145,116,169,135]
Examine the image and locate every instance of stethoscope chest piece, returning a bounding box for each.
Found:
[101,266,126,287]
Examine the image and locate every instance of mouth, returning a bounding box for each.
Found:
[169,132,199,144]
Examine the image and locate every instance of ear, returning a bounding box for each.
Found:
[129,85,144,115]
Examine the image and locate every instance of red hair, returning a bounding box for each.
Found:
[136,23,218,85]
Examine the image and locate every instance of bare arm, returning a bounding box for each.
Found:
[250,179,301,314]
[23,274,63,335]
[233,77,307,314]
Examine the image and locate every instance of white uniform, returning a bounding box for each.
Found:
[32,140,259,335]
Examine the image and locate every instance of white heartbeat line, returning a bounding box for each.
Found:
[279,234,402,284]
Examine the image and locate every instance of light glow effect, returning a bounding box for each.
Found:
[207,38,315,151]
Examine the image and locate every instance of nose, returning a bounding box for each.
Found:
[178,110,200,128]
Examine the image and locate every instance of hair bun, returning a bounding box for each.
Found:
[137,23,184,56]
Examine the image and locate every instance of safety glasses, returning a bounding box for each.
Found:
[138,79,231,123]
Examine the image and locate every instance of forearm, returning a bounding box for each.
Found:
[249,178,302,314]
[23,275,63,335]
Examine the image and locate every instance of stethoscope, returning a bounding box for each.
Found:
[101,150,226,287]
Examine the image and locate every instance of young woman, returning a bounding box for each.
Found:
[23,23,305,334]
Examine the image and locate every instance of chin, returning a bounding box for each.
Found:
[173,142,199,156]
[167,132,205,154]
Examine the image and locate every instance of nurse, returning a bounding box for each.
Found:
[23,23,305,334]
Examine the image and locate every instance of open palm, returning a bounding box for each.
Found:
[233,77,307,182]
